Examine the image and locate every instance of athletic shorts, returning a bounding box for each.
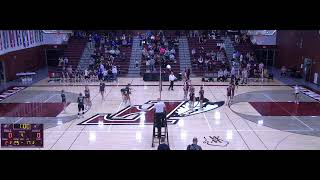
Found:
[78,104,85,112]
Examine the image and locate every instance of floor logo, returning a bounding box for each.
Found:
[203,136,229,147]
[0,86,26,102]
[78,99,224,125]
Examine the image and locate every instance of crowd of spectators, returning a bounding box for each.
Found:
[141,30,179,74]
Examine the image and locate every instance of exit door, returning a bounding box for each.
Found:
[304,58,312,82]
[0,61,5,84]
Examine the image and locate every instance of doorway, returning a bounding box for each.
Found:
[0,61,5,84]
[255,48,276,68]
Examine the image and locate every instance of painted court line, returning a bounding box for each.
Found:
[263,93,314,131]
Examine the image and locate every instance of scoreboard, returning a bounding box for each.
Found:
[1,124,43,147]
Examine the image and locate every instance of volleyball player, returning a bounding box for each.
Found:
[199,86,204,110]
[61,90,66,112]
[189,85,195,111]
[235,74,240,89]
[84,69,90,83]
[183,80,190,101]
[227,85,231,107]
[84,85,91,110]
[99,80,105,101]
[230,82,235,103]
[122,83,132,105]
[294,85,300,104]
[77,93,85,118]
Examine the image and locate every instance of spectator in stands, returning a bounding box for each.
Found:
[64,57,69,66]
[107,68,113,81]
[187,68,191,80]
[242,33,248,42]
[232,51,237,60]
[220,43,226,51]
[88,34,93,49]
[115,48,120,56]
[211,50,217,61]
[150,58,155,72]
[187,137,202,150]
[241,68,248,84]
[217,69,224,82]
[146,59,150,72]
[58,57,63,67]
[142,48,148,57]
[149,48,154,56]
[198,56,204,70]
[100,36,105,47]
[281,66,287,77]
[191,48,196,57]
[223,69,229,82]
[231,67,236,79]
[67,65,73,77]
[112,66,118,81]
[170,48,176,55]
[169,53,175,61]
[259,62,264,72]
[199,35,204,44]
[235,35,240,43]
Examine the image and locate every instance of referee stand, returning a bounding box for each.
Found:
[151,111,169,148]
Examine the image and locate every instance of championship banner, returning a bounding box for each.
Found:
[35,30,38,42]
[15,30,19,46]
[19,30,23,45]
[30,30,34,44]
[22,31,25,47]
[11,30,15,47]
[3,31,8,49]
[39,31,43,42]
[0,31,2,50]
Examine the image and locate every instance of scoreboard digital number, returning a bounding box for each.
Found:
[1,124,43,147]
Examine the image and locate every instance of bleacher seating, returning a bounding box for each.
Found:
[188,37,229,76]
[140,33,180,77]
[48,37,87,78]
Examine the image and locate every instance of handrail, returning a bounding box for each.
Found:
[247,30,276,36]
[42,30,73,34]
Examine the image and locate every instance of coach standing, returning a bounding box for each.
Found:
[168,71,176,91]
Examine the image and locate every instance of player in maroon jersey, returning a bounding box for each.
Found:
[183,80,190,101]
[227,85,232,107]
[199,86,205,110]
[189,85,195,111]
[230,82,235,103]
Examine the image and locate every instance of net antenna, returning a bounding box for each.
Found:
[159,58,162,100]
